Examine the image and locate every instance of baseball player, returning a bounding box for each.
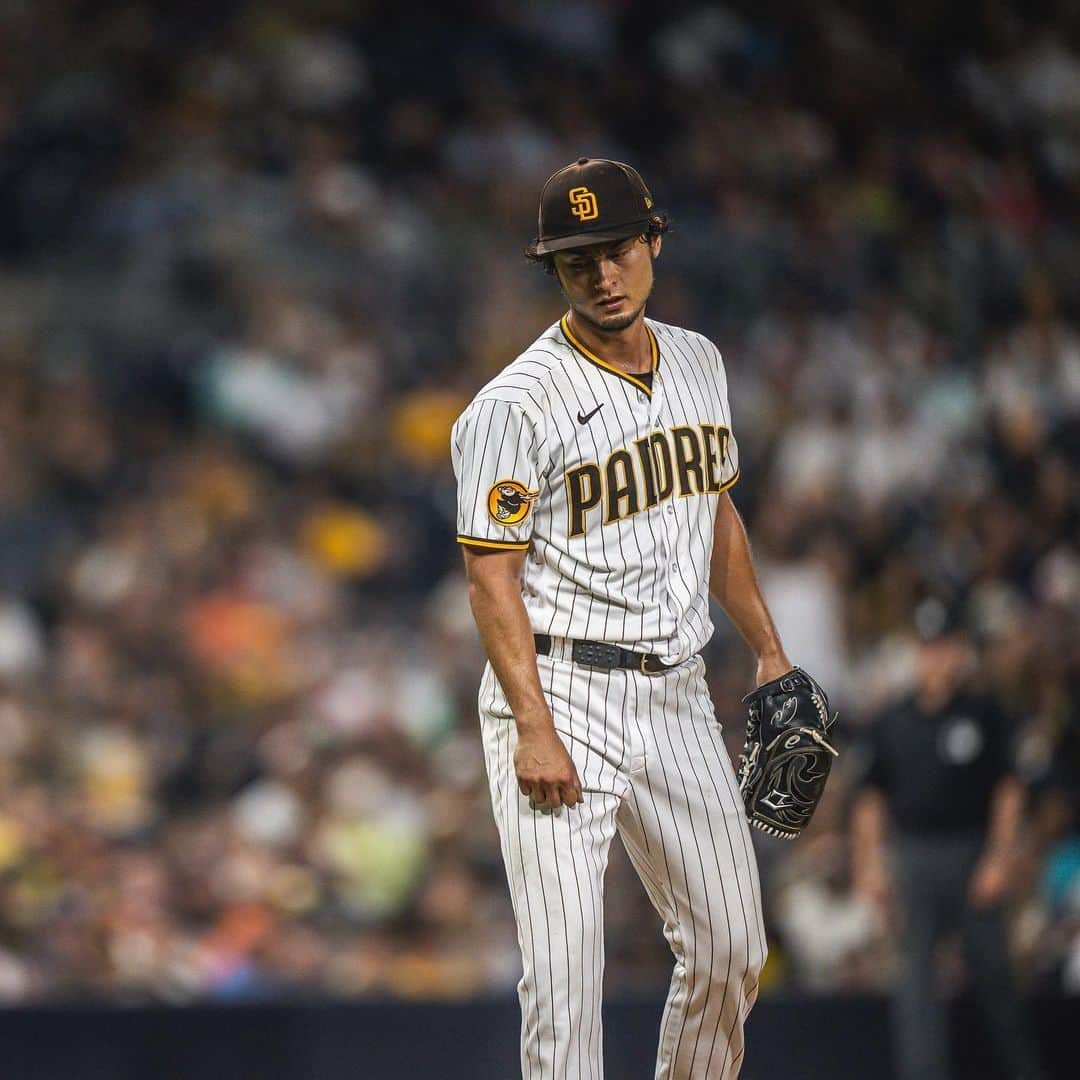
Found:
[451,158,794,1079]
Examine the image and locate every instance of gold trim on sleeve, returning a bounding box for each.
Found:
[456,535,531,550]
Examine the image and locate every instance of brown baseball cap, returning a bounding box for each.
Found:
[531,157,657,255]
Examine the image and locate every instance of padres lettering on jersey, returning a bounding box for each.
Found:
[565,422,732,537]
[451,315,740,663]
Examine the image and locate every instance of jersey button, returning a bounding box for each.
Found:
[665,506,675,515]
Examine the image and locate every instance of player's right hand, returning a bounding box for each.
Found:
[514,727,583,810]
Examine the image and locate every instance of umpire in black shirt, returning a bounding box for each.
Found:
[851,597,1045,1080]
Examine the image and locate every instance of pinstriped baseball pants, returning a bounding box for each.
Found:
[479,653,768,1080]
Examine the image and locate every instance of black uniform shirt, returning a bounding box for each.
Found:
[859,690,1014,835]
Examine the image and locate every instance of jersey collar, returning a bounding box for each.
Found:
[560,313,659,398]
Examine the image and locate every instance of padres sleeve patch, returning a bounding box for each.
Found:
[451,397,541,550]
[487,480,538,526]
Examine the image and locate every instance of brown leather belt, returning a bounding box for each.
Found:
[533,633,684,675]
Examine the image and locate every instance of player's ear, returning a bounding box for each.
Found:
[648,234,662,259]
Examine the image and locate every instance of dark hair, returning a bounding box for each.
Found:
[523,210,672,274]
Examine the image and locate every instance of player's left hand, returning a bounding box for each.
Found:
[737,665,838,840]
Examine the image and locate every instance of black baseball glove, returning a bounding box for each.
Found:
[736,667,838,840]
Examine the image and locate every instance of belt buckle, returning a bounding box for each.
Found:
[572,640,621,669]
[640,653,675,676]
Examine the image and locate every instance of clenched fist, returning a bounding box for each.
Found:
[514,726,583,810]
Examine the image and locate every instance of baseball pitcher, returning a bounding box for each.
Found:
[451,158,836,1079]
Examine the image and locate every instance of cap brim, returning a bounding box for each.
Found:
[532,220,652,255]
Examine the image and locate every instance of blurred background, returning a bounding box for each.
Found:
[0,0,1077,1077]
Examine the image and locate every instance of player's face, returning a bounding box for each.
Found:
[553,234,661,334]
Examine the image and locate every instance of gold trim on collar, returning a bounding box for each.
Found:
[560,314,659,398]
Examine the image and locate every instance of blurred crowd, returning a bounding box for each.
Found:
[0,0,1077,1004]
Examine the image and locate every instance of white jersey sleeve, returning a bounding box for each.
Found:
[451,396,544,551]
[709,339,740,489]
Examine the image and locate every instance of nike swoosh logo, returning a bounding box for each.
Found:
[576,403,604,424]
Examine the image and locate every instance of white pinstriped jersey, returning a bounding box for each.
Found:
[451,314,739,664]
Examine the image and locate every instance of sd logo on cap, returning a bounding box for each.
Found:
[527,158,667,257]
